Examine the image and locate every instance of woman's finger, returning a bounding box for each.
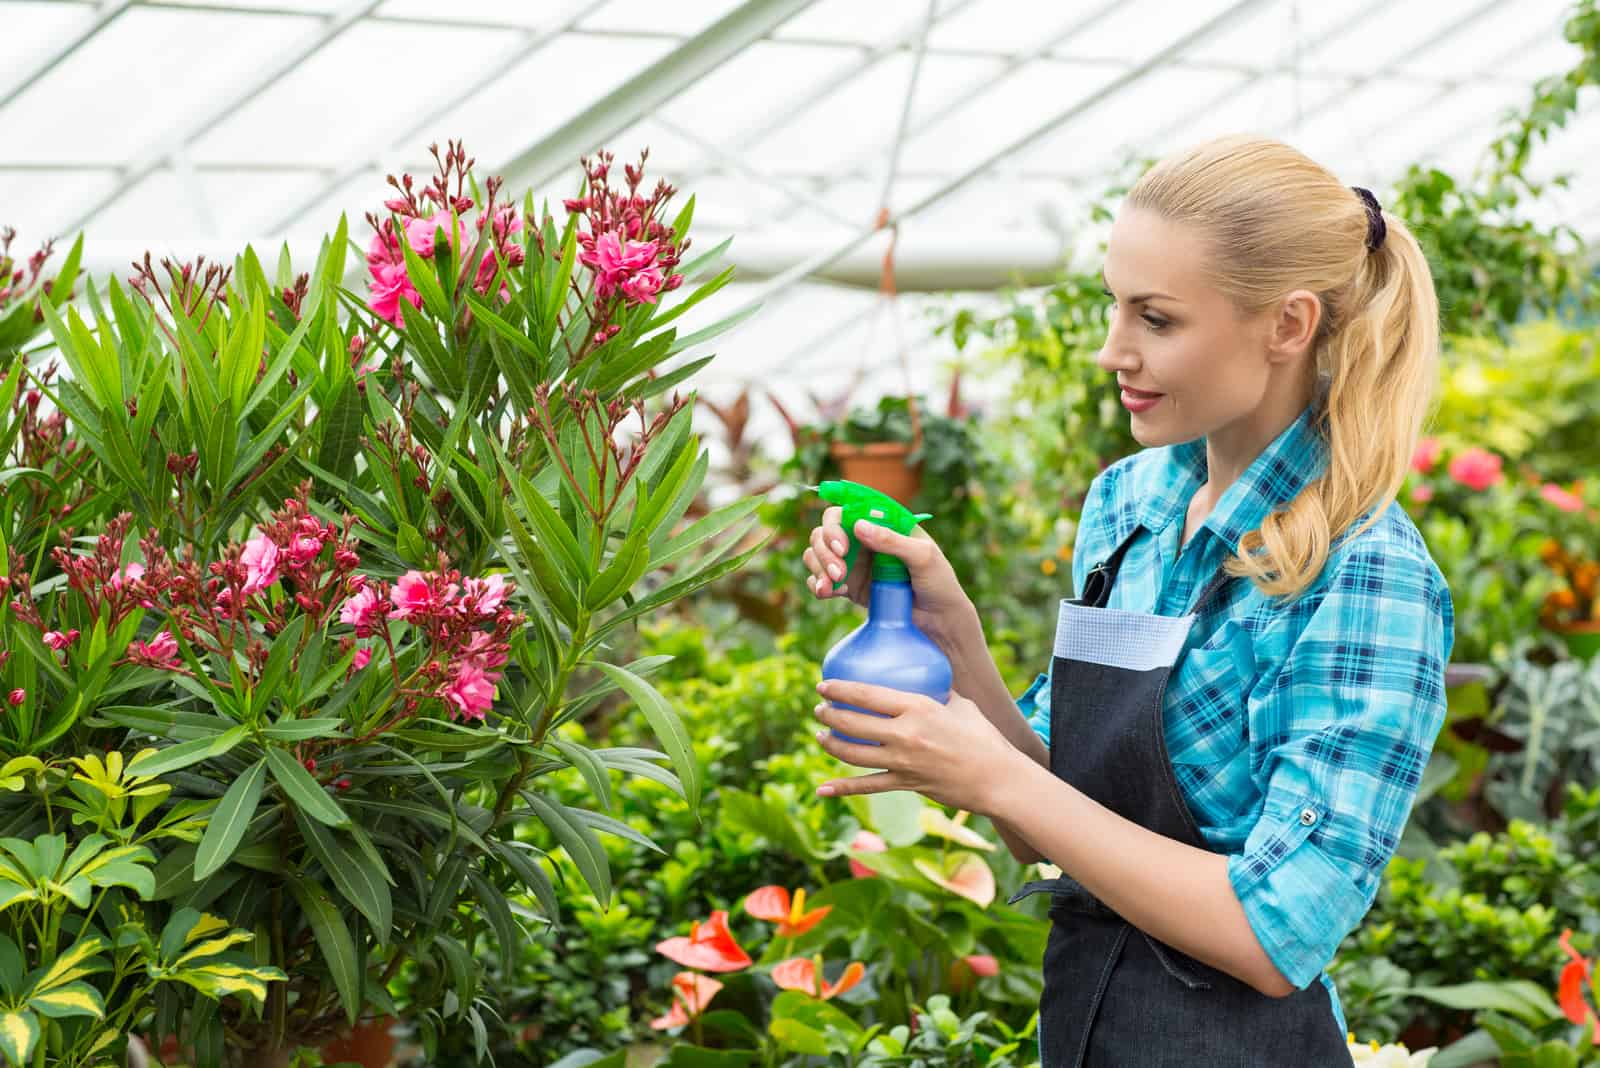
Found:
[815,701,898,745]
[821,506,849,556]
[809,526,846,583]
[816,770,902,798]
[815,726,897,770]
[816,679,920,718]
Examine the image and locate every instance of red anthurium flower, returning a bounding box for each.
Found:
[743,885,833,937]
[655,910,752,972]
[772,956,865,1000]
[947,953,1001,994]
[649,971,723,1031]
[1558,928,1600,1042]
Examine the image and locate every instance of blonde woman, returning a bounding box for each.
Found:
[802,135,1453,1065]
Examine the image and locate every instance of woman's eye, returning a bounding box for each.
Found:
[1142,314,1169,331]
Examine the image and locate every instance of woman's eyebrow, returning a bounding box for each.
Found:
[1099,270,1180,304]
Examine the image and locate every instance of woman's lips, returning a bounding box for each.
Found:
[1120,387,1163,412]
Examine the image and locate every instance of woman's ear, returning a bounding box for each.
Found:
[1268,290,1321,363]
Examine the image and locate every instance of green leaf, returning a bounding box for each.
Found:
[464,869,520,974]
[0,1010,38,1065]
[126,725,248,778]
[264,747,351,828]
[194,758,266,880]
[590,662,701,812]
[253,615,306,716]
[295,809,392,946]
[491,841,560,928]
[551,737,612,814]
[27,981,103,1020]
[520,791,611,909]
[284,878,361,1027]
[1391,980,1563,1028]
[260,718,345,742]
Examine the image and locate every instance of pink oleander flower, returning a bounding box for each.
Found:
[109,562,145,589]
[404,211,468,259]
[1542,483,1585,513]
[240,534,280,595]
[458,574,511,617]
[43,629,81,651]
[390,570,456,620]
[351,647,372,671]
[1411,484,1434,504]
[339,586,384,638]
[287,533,322,565]
[443,661,496,722]
[6,690,23,707]
[621,265,665,305]
[128,630,182,669]
[369,261,421,327]
[581,230,660,301]
[1411,436,1442,473]
[1447,446,1503,491]
[461,629,509,670]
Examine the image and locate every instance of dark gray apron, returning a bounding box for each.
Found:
[1007,528,1349,1066]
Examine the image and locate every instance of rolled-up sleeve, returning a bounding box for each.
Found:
[1228,542,1455,989]
[1017,671,1052,746]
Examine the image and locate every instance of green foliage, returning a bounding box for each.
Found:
[1334,785,1600,1041]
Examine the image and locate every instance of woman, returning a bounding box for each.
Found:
[801,135,1454,1066]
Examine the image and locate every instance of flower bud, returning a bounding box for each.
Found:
[6,689,23,707]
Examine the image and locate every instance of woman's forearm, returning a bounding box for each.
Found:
[932,606,1051,863]
[986,757,1295,998]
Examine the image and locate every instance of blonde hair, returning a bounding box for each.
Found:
[1125,135,1440,602]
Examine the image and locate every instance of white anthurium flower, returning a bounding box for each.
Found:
[1348,1036,1437,1066]
[918,808,996,851]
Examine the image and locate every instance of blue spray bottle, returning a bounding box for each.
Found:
[813,480,953,745]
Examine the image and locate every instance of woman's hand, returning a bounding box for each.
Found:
[801,508,975,647]
[811,679,1026,815]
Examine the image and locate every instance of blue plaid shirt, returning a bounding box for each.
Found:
[1016,404,1454,1028]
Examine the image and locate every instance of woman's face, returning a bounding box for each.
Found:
[1096,208,1279,450]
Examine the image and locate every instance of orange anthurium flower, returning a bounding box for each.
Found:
[743,884,832,937]
[650,971,724,1031]
[772,956,865,1000]
[655,909,753,972]
[1558,928,1600,1042]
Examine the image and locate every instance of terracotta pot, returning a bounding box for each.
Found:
[319,1016,398,1068]
[1547,620,1600,660]
[829,440,922,506]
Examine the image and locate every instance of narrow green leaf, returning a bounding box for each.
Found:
[550,737,612,814]
[520,792,611,909]
[590,663,701,811]
[126,725,248,778]
[284,879,361,1027]
[259,718,344,742]
[294,809,392,946]
[264,748,351,828]
[195,759,266,880]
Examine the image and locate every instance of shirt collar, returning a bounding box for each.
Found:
[1136,403,1330,553]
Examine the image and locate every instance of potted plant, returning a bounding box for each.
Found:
[1534,479,1600,659]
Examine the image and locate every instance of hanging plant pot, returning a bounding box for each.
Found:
[1546,620,1600,660]
[827,394,924,507]
[829,440,923,506]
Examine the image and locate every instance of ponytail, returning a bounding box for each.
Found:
[1127,136,1441,601]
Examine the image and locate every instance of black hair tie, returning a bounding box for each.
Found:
[1351,186,1387,252]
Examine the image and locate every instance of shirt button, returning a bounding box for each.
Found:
[1299,807,1318,827]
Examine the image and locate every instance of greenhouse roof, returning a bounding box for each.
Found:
[4,0,1597,407]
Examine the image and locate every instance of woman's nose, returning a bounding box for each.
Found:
[1096,318,1139,374]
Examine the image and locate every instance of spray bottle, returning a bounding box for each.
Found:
[812,480,953,745]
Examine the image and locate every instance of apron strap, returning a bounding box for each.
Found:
[1075,527,1142,608]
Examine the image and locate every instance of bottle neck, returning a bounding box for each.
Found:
[867,579,914,622]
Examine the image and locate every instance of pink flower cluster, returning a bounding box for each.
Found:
[364,140,526,327]
[568,150,686,313]
[338,569,515,723]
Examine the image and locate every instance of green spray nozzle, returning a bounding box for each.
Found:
[810,480,932,590]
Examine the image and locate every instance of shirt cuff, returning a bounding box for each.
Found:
[1227,796,1375,990]
[1015,672,1050,746]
